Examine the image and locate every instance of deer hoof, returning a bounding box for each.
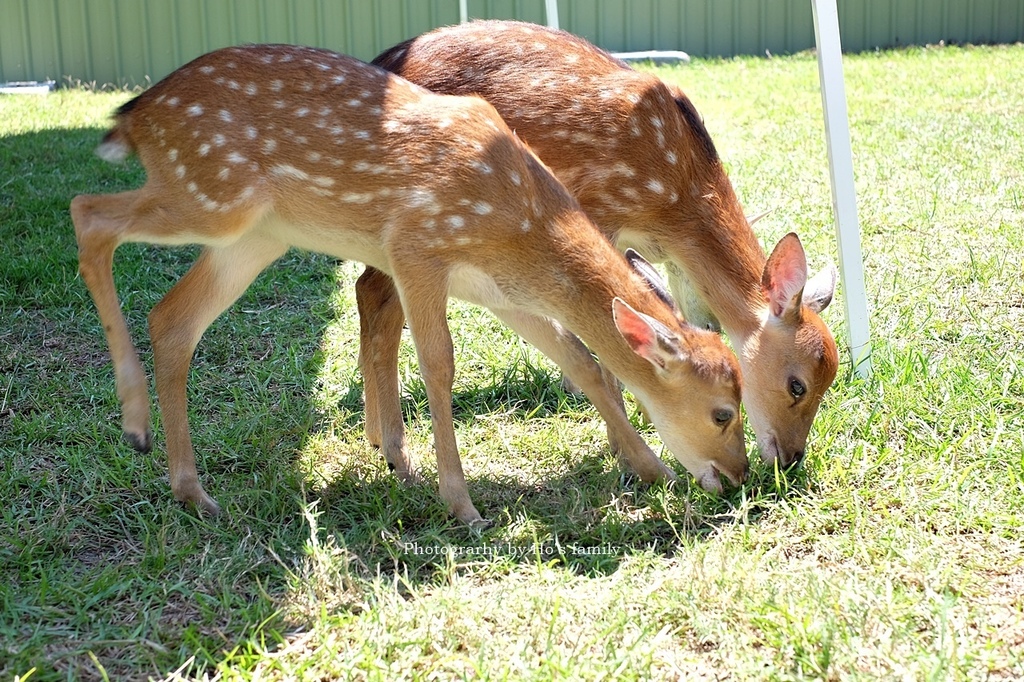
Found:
[124,429,153,453]
[194,492,222,517]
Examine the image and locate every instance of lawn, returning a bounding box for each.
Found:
[1,43,1022,680]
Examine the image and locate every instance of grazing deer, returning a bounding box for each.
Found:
[70,44,747,527]
[360,20,840,469]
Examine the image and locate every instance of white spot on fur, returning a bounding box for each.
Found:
[199,65,215,74]
[612,162,636,177]
[407,188,440,214]
[271,164,309,180]
[245,83,258,96]
[219,110,233,123]
[167,149,178,162]
[175,165,186,179]
[307,151,322,162]
[295,107,310,117]
[218,167,230,181]
[262,139,277,153]
[167,97,180,107]
[447,215,465,229]
[665,151,678,165]
[187,104,203,117]
[646,179,665,194]
[312,176,335,187]
[509,171,521,186]
[212,134,227,147]
[246,126,258,140]
[198,143,211,157]
[227,152,247,164]
[472,201,493,215]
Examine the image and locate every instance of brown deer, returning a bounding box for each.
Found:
[360,20,840,470]
[70,44,747,527]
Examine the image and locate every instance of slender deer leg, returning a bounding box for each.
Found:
[596,363,644,452]
[492,309,676,483]
[393,272,484,526]
[71,191,156,452]
[355,266,416,480]
[148,234,287,515]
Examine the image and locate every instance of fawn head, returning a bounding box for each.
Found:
[741,233,839,468]
[613,252,748,491]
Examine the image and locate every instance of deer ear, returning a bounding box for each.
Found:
[612,297,685,371]
[624,248,681,316]
[762,233,808,322]
[804,263,838,313]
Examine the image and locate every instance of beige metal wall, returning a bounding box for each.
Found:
[2,0,1022,87]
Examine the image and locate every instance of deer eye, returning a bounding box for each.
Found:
[789,378,807,399]
[712,409,733,427]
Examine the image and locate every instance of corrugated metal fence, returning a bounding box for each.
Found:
[2,0,1022,87]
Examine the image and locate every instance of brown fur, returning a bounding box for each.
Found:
[364,20,839,467]
[72,44,747,526]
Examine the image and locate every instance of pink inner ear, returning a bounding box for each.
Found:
[613,299,657,360]
[764,234,808,318]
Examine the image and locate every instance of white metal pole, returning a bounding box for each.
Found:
[459,0,468,23]
[545,0,559,29]
[811,0,872,377]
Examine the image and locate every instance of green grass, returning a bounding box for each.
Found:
[1,43,1022,680]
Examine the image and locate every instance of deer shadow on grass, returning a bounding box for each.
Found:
[317,368,788,583]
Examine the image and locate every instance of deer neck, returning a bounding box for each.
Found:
[622,173,769,346]
[537,220,669,392]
